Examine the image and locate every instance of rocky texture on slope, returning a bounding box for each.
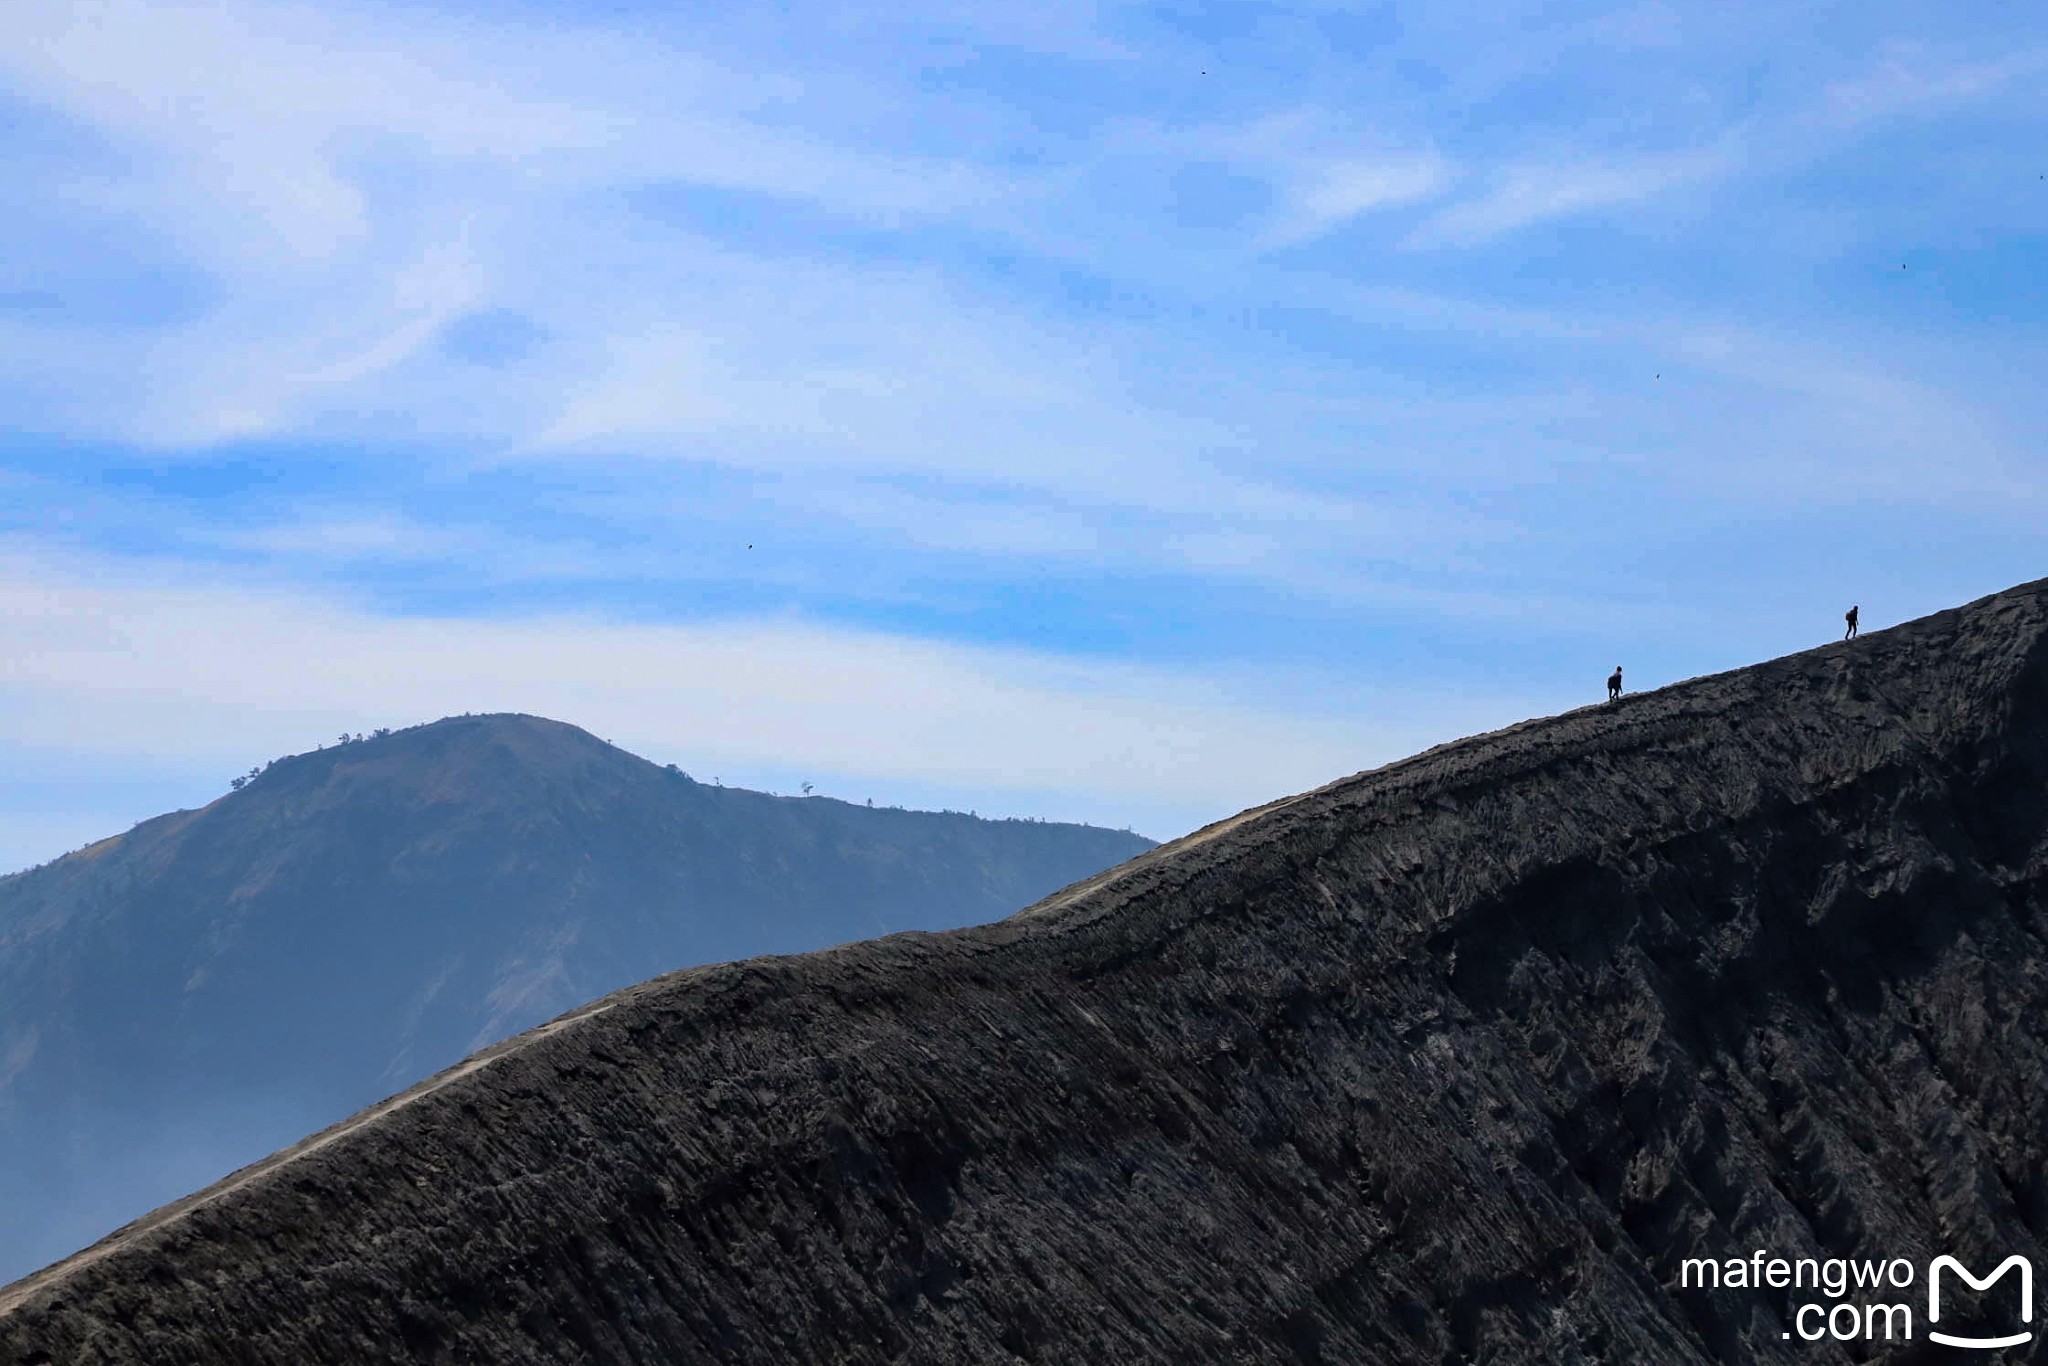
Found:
[0,715,1149,1287]
[5,581,2048,1365]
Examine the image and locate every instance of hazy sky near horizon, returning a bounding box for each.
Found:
[2,0,2044,867]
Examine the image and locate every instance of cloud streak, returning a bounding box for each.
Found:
[1405,147,1732,248]
[0,544,1541,861]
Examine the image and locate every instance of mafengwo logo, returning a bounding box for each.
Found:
[1681,1249,2034,1348]
[1929,1255,2033,1351]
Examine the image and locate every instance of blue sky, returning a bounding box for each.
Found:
[2,0,2043,866]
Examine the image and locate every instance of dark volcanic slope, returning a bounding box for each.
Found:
[6,583,2048,1365]
[0,716,1150,1286]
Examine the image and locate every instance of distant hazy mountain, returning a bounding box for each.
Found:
[0,714,1153,1284]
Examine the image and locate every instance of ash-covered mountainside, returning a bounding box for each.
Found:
[7,581,2048,1365]
[0,715,1150,1287]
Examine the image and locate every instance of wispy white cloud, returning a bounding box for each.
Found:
[1265,153,1453,246]
[1097,111,1453,249]
[0,0,1008,253]
[0,0,1034,449]
[3,0,2021,488]
[4,1,608,266]
[207,514,484,563]
[518,282,1187,498]
[1824,46,2048,127]
[0,543,1537,857]
[1406,146,1731,247]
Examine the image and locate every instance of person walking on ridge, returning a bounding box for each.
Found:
[1608,666,1623,702]
[1844,604,1859,640]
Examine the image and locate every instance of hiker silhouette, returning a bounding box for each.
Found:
[1608,666,1623,702]
[1844,605,1859,640]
